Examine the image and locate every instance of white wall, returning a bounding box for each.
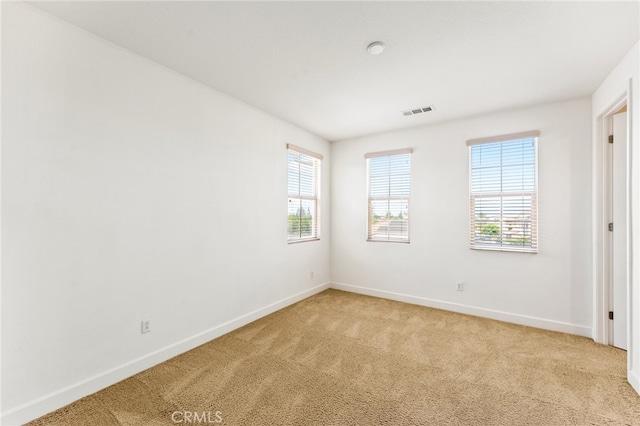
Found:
[592,40,640,394]
[1,3,331,424]
[331,98,593,336]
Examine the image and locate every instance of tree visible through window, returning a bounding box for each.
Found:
[468,131,539,252]
[366,148,412,242]
[287,144,321,243]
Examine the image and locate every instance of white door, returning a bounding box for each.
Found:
[611,111,627,350]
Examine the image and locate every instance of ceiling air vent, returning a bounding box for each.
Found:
[402,105,434,116]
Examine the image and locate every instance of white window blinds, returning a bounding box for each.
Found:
[366,148,412,243]
[287,144,321,243]
[468,131,539,253]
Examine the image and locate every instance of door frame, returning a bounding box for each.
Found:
[594,91,630,348]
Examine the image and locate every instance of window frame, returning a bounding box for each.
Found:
[365,148,413,243]
[467,131,539,253]
[287,144,322,244]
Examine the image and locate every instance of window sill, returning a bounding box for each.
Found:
[288,238,320,245]
[470,246,537,254]
[367,239,410,244]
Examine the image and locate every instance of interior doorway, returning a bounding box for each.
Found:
[607,107,628,350]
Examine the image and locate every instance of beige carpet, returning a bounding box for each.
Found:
[28,289,640,425]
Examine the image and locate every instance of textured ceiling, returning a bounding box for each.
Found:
[29,1,640,141]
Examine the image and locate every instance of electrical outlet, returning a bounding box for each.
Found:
[141,319,151,334]
[456,282,464,292]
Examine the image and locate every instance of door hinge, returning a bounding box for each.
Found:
[609,223,614,231]
[609,311,614,320]
[609,135,614,144]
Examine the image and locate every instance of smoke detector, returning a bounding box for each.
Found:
[402,106,435,116]
[367,41,385,55]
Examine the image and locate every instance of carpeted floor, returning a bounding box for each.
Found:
[28,289,640,425]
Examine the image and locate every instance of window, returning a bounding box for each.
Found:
[366,148,412,242]
[468,131,539,252]
[287,144,321,243]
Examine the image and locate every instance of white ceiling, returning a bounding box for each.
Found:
[29,1,640,141]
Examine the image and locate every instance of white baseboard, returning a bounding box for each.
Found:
[1,282,330,426]
[629,370,640,396]
[330,282,592,338]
